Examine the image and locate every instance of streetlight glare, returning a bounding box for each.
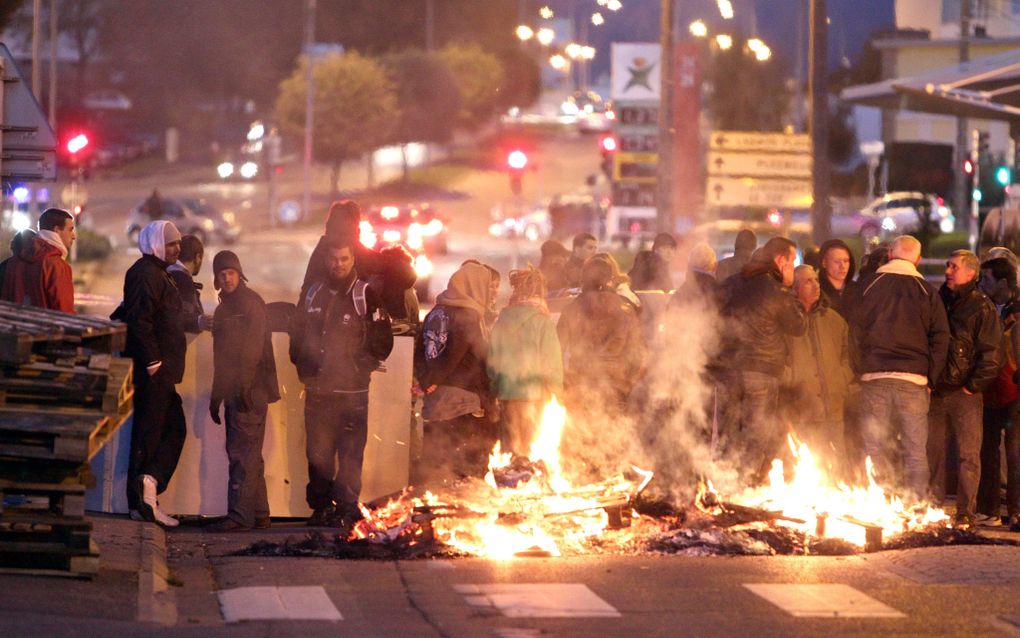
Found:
[717,0,734,20]
[581,46,596,60]
[515,25,534,41]
[689,20,708,38]
[539,6,554,19]
[591,12,605,26]
[537,28,555,46]
[753,44,771,61]
[565,43,582,59]
[715,34,733,50]
[606,0,622,11]
[549,54,568,70]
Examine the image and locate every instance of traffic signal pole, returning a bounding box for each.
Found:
[656,0,674,234]
[955,0,972,242]
[809,0,832,244]
[970,127,980,251]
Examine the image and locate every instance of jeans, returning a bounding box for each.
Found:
[928,388,984,518]
[224,399,269,527]
[127,372,187,511]
[420,413,498,486]
[977,405,1020,518]
[304,391,369,514]
[859,378,930,500]
[716,369,781,481]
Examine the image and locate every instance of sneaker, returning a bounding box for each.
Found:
[206,518,251,533]
[307,506,334,527]
[954,514,974,530]
[327,512,355,536]
[141,475,180,528]
[974,513,1003,527]
[254,516,271,529]
[1010,515,1020,532]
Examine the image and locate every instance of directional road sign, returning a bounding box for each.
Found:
[706,176,813,208]
[1,44,57,181]
[707,151,812,179]
[709,130,810,154]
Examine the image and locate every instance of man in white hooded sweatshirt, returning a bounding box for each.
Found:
[120,220,186,527]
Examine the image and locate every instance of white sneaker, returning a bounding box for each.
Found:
[141,475,180,528]
[974,513,1003,527]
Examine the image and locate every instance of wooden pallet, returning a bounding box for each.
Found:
[0,406,133,464]
[0,481,86,517]
[0,301,126,365]
[0,481,97,579]
[0,357,133,416]
[0,535,99,579]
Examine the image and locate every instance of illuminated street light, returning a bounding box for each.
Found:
[689,20,708,38]
[549,54,568,70]
[606,0,622,11]
[591,12,604,26]
[753,43,771,61]
[539,5,554,19]
[717,0,734,19]
[581,46,596,60]
[537,27,555,46]
[565,42,582,59]
[516,25,534,41]
[715,34,733,50]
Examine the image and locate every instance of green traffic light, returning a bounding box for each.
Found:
[973,188,983,202]
[996,166,1011,186]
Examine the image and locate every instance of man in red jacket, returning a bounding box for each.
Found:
[0,208,75,313]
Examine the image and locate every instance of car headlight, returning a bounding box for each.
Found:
[202,218,215,230]
[940,218,955,233]
[881,217,896,232]
[222,211,236,225]
[489,222,505,237]
[217,162,234,179]
[414,254,433,278]
[239,161,258,179]
[382,229,401,243]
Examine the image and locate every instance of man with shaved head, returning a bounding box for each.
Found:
[850,235,950,501]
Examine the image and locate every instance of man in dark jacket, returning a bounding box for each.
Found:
[716,236,805,480]
[207,251,281,532]
[629,232,676,292]
[166,234,210,333]
[122,220,187,528]
[562,233,598,289]
[850,235,950,501]
[671,243,720,310]
[818,239,858,319]
[1,208,75,313]
[300,199,416,320]
[415,261,494,484]
[715,228,756,282]
[926,249,1002,527]
[291,239,393,530]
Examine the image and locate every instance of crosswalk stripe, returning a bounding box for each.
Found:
[217,586,343,622]
[744,583,906,618]
[454,583,620,618]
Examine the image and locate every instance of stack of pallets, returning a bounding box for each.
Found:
[0,301,132,578]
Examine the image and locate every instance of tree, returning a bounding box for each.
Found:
[275,52,397,201]
[439,42,504,131]
[493,46,541,111]
[705,34,789,132]
[381,49,461,180]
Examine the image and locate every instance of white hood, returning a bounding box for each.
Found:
[138,220,181,262]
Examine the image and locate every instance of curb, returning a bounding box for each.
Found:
[136,523,177,625]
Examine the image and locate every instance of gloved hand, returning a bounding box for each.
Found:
[209,399,222,425]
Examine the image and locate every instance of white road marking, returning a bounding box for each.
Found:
[454,583,620,618]
[494,628,543,638]
[744,583,906,618]
[217,586,343,622]
[427,561,456,570]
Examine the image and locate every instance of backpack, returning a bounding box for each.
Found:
[986,310,1018,409]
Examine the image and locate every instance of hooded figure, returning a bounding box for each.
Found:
[120,220,186,528]
[487,267,563,456]
[415,261,495,484]
[0,210,75,313]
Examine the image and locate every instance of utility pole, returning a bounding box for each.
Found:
[302,0,316,222]
[48,0,57,129]
[656,0,675,234]
[954,0,971,235]
[809,0,831,243]
[426,0,435,52]
[32,0,42,99]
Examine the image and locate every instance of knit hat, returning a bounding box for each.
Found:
[212,250,248,289]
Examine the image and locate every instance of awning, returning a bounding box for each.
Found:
[841,47,1020,121]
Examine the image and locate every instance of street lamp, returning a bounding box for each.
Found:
[591,12,604,26]
[536,27,555,46]
[580,46,596,60]
[715,34,733,50]
[717,0,734,19]
[539,5,554,19]
[549,54,568,71]
[689,20,708,38]
[747,38,771,61]
[606,0,622,10]
[516,25,534,41]
[565,42,582,59]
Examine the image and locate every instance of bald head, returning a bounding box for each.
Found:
[688,242,717,274]
[888,235,922,265]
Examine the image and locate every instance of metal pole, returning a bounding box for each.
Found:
[809,0,832,244]
[426,0,435,52]
[32,0,42,99]
[794,0,806,132]
[656,0,675,234]
[48,0,57,130]
[954,0,971,234]
[970,127,980,251]
[302,0,316,221]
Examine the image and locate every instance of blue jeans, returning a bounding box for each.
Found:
[859,378,931,500]
[716,369,781,481]
[304,391,369,514]
[224,399,269,526]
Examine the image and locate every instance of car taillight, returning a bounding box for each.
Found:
[382,229,402,243]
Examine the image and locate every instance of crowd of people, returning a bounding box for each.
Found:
[4,201,1020,533]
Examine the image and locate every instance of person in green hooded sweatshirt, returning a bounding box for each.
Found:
[487,266,563,457]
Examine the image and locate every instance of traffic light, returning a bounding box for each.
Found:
[66,133,89,156]
[599,135,617,154]
[507,150,527,195]
[964,159,974,175]
[599,135,616,178]
[996,166,1011,186]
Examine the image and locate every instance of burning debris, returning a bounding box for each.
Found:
[234,399,1020,560]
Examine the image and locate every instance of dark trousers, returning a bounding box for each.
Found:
[977,405,1020,518]
[305,391,369,514]
[421,413,498,485]
[859,378,930,500]
[224,399,269,527]
[716,369,781,482]
[928,388,983,518]
[501,399,541,457]
[127,372,186,511]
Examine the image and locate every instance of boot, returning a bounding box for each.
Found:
[142,474,179,528]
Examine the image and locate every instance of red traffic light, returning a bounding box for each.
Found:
[600,135,617,153]
[66,133,89,154]
[964,159,974,175]
[507,150,528,171]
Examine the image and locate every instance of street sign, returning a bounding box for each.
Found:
[709,130,810,154]
[706,176,813,208]
[707,151,812,179]
[0,44,57,181]
[614,151,658,183]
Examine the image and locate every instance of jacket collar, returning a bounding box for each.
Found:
[36,229,68,260]
[876,258,923,278]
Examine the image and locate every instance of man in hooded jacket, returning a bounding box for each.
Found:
[415,261,494,483]
[818,239,858,320]
[1,208,76,313]
[121,220,187,528]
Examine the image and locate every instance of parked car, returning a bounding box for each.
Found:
[126,197,241,246]
[488,202,552,242]
[832,192,955,242]
[361,204,448,256]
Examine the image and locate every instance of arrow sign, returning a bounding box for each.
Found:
[706,176,812,208]
[708,130,810,154]
[707,151,812,178]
